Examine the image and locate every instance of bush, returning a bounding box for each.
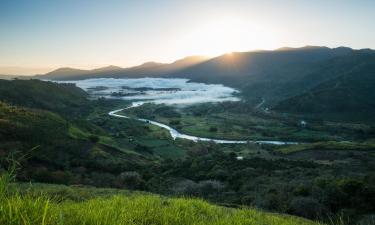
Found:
[209,127,218,132]
[88,135,100,143]
[117,171,145,190]
[288,197,326,219]
[169,120,180,125]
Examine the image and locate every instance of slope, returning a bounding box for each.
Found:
[38,56,209,80]
[274,56,375,121]
[168,46,355,103]
[0,79,91,117]
[0,181,320,225]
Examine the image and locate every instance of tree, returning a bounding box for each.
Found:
[209,127,218,132]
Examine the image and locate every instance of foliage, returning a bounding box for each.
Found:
[1,79,375,224]
[0,79,91,117]
[0,181,320,225]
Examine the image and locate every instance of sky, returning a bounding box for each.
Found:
[1,0,375,75]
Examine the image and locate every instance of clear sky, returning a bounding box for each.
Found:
[1,0,374,75]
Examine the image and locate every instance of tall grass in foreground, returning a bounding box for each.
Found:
[1,194,320,225]
[0,165,320,225]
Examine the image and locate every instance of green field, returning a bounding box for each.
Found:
[124,102,374,143]
[1,80,375,224]
[275,141,375,154]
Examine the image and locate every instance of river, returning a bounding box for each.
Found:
[108,102,298,145]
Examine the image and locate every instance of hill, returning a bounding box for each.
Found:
[38,55,209,80]
[170,46,352,84]
[1,79,375,223]
[168,46,358,102]
[37,46,375,108]
[0,74,18,80]
[34,46,375,110]
[0,79,152,187]
[274,53,375,121]
[0,100,151,186]
[0,79,91,117]
[0,181,319,225]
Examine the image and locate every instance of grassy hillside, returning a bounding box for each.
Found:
[274,58,375,121]
[0,79,91,117]
[0,179,320,225]
[0,101,151,187]
[0,79,154,188]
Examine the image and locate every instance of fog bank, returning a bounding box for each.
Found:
[60,78,240,105]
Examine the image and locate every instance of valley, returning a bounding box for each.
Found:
[2,1,375,224]
[1,47,375,225]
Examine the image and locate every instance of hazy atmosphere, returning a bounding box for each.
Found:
[1,1,375,225]
[1,0,375,74]
[59,78,240,104]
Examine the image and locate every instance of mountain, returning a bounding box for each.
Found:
[169,46,353,84]
[0,74,29,80]
[0,79,91,117]
[273,53,375,120]
[42,67,89,79]
[167,46,356,103]
[91,65,123,73]
[37,55,209,80]
[34,46,375,119]
[0,74,17,80]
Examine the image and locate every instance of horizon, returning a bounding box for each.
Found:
[0,45,371,76]
[1,0,375,75]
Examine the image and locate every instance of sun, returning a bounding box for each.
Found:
[178,16,276,57]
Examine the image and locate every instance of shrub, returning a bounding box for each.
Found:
[88,135,100,143]
[288,197,326,219]
[209,127,218,132]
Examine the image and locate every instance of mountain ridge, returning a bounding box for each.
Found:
[37,55,210,80]
[30,46,375,120]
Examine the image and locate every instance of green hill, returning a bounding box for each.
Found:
[0,79,152,187]
[274,56,375,121]
[0,79,91,117]
[0,181,319,225]
[0,101,151,185]
[1,79,374,224]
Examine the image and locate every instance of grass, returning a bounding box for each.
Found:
[0,170,321,225]
[276,141,375,154]
[139,139,185,158]
[125,102,369,143]
[1,193,321,225]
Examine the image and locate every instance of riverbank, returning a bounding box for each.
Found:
[109,101,299,145]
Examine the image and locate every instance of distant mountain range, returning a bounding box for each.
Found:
[0,74,20,80]
[23,46,375,120]
[35,55,209,80]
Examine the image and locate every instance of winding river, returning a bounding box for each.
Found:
[108,102,298,145]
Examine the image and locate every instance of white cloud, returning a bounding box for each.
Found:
[59,78,240,105]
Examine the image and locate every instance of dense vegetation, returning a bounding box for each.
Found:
[125,102,375,142]
[275,58,375,120]
[0,172,320,225]
[0,79,91,117]
[1,79,375,224]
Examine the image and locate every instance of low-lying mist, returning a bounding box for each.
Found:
[59,78,240,105]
